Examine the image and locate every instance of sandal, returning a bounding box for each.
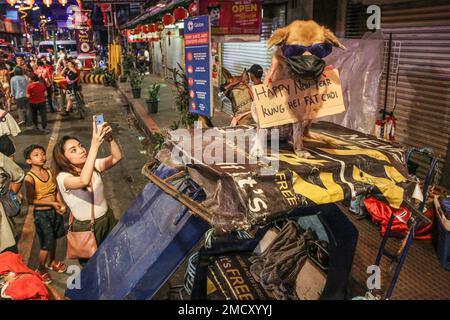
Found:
[35,269,53,284]
[47,261,68,273]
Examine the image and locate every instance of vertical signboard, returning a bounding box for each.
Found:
[184,15,213,118]
[76,29,93,54]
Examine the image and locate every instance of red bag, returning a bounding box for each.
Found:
[364,197,411,238]
[364,197,435,240]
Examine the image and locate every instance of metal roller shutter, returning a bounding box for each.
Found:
[221,23,274,115]
[346,0,450,185]
[164,32,184,83]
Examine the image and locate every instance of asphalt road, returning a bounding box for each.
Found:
[10,84,150,296]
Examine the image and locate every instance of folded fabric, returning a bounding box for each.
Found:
[249,221,315,300]
[0,252,49,300]
[1,273,49,300]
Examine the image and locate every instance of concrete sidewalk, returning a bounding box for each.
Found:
[117,73,232,139]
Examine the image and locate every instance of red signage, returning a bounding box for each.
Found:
[184,32,209,46]
[199,0,262,35]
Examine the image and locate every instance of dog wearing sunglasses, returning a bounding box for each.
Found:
[250,20,345,158]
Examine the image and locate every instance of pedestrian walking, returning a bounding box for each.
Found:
[26,74,49,134]
[10,67,31,126]
[0,62,11,111]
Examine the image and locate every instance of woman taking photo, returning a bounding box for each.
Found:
[53,118,122,264]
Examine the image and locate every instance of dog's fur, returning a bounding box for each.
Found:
[251,20,344,158]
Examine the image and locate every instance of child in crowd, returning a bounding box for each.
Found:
[23,144,67,284]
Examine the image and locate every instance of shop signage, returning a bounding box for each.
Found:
[184,15,213,118]
[83,0,146,3]
[199,0,262,35]
[76,29,93,54]
[252,69,346,128]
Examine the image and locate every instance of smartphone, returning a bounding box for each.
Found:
[94,114,105,130]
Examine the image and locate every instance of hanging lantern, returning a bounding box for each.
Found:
[6,0,17,6]
[173,7,188,21]
[149,23,157,33]
[24,0,35,5]
[142,25,149,34]
[162,13,175,26]
[43,0,52,7]
[189,2,198,16]
[157,22,165,32]
[58,0,68,6]
[135,25,142,33]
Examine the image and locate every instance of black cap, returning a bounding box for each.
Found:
[248,64,263,78]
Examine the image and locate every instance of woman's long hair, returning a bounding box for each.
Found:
[53,136,82,176]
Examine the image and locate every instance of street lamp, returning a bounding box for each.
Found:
[6,0,17,6]
[43,0,53,7]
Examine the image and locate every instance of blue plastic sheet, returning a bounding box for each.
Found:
[65,165,209,300]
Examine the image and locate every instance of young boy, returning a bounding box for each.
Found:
[23,144,67,284]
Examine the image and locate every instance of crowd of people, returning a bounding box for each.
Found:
[0,47,123,287]
[0,49,85,133]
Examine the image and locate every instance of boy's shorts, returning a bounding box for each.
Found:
[33,208,66,251]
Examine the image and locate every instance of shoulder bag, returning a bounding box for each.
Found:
[66,187,97,259]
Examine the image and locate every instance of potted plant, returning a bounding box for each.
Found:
[121,54,135,82]
[146,83,161,113]
[129,70,143,98]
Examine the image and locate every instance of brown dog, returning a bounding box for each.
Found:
[266,20,345,83]
[250,20,344,158]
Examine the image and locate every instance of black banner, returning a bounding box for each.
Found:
[160,122,417,232]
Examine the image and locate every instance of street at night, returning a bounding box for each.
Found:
[0,0,449,308]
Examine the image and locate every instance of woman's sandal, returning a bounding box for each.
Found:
[46,261,68,273]
[35,269,53,284]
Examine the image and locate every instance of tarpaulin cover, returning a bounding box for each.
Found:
[322,31,385,135]
[65,164,209,300]
[160,121,417,232]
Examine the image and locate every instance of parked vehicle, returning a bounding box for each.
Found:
[0,39,16,59]
[38,40,78,58]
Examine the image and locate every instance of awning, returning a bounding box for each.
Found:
[120,0,190,29]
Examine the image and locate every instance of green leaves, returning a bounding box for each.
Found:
[129,70,144,89]
[147,83,161,101]
[171,64,198,129]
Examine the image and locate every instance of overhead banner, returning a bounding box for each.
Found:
[184,15,213,118]
[199,0,262,35]
[252,69,346,128]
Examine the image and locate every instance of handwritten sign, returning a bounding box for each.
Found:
[252,69,345,128]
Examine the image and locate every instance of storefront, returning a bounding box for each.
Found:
[219,2,287,115]
[345,0,450,187]
[163,27,185,81]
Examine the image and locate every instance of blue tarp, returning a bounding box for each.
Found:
[65,165,209,300]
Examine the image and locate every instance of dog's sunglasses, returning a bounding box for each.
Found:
[281,42,333,59]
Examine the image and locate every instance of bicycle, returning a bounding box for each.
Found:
[67,89,85,119]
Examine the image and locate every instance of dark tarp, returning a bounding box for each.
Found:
[158,121,417,232]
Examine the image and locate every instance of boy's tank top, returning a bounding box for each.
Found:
[26,168,57,200]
